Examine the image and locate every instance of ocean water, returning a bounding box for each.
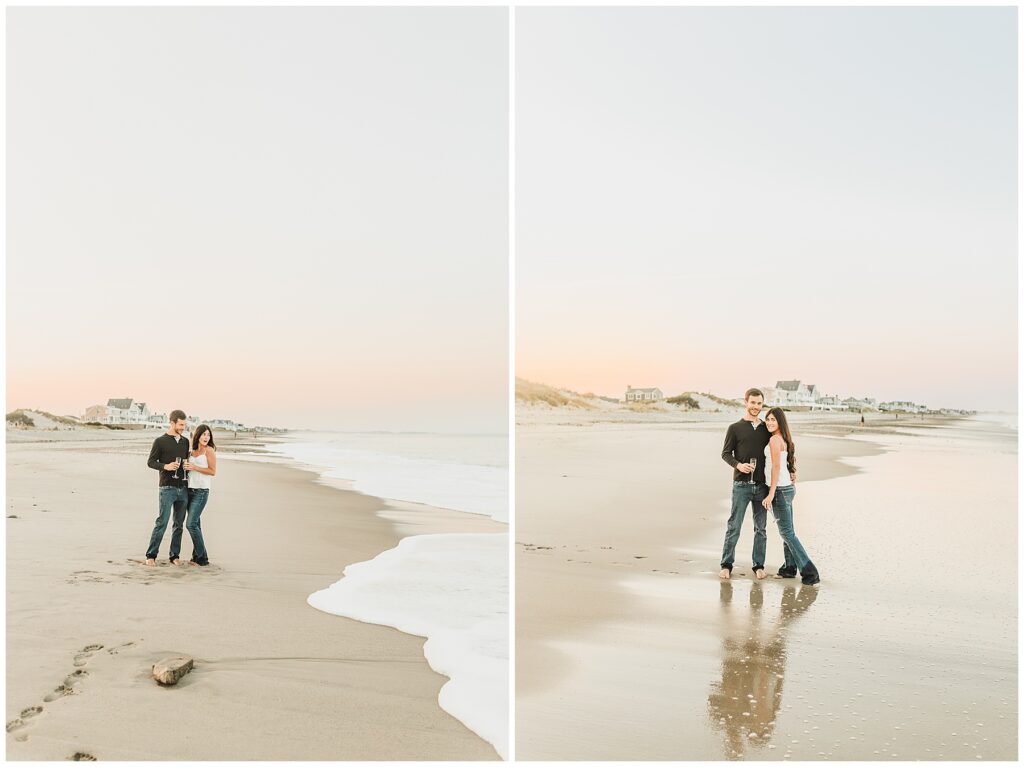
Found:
[308,533,508,758]
[272,431,507,522]
[265,432,509,759]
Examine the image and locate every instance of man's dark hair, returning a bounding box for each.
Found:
[744,388,764,401]
[169,409,187,423]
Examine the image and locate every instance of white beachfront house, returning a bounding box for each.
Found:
[83,398,152,425]
[811,394,849,411]
[764,380,818,407]
[624,386,664,402]
[206,418,246,431]
[880,401,927,413]
[843,397,879,412]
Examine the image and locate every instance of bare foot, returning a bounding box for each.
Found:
[144,558,157,567]
[719,568,731,580]
[755,568,767,580]
[170,558,182,566]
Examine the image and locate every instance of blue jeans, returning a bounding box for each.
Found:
[770,485,815,574]
[146,486,188,561]
[720,481,768,571]
[186,488,210,565]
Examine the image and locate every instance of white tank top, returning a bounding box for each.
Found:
[187,449,213,489]
[764,443,792,487]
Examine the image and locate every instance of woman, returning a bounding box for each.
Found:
[761,408,820,585]
[185,424,217,566]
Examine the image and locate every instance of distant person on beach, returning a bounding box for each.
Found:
[144,410,192,566]
[760,407,819,585]
[719,389,781,581]
[185,425,217,566]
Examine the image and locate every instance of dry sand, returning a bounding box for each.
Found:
[515,411,1017,760]
[6,432,501,760]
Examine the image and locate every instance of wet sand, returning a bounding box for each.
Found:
[6,432,500,760]
[515,412,1017,760]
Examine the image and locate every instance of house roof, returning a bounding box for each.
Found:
[776,381,817,392]
[107,398,134,409]
[626,387,661,393]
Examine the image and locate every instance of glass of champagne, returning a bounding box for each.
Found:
[749,457,757,485]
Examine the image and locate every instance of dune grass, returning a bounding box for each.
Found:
[515,378,596,409]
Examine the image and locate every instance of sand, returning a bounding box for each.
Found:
[6,431,501,760]
[515,411,1017,760]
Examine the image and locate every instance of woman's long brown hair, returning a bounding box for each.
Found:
[766,407,796,474]
[191,424,216,452]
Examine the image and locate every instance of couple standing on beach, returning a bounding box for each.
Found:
[143,410,217,567]
[719,388,820,586]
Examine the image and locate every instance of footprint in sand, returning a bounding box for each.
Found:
[35,644,104,710]
[42,687,70,704]
[43,670,87,703]
[67,571,110,586]
[74,645,104,667]
[71,752,97,761]
[106,641,136,656]
[7,706,44,741]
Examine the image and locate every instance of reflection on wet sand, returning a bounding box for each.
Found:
[708,581,818,759]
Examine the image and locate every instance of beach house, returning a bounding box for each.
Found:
[83,398,153,425]
[624,386,664,402]
[207,418,246,431]
[880,401,927,413]
[843,397,879,412]
[764,380,818,407]
[811,394,848,411]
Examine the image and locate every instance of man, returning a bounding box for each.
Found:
[719,389,796,580]
[144,410,192,566]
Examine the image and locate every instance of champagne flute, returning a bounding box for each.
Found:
[749,457,757,485]
[182,431,190,482]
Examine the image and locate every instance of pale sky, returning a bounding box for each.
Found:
[8,7,508,432]
[516,7,1017,412]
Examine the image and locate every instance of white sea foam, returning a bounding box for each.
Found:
[308,533,508,759]
[264,433,509,759]
[271,432,507,522]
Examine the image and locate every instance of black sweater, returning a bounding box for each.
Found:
[721,418,772,483]
[147,433,191,487]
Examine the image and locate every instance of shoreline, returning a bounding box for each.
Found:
[515,413,1017,760]
[515,419,880,699]
[256,436,509,759]
[6,432,501,760]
